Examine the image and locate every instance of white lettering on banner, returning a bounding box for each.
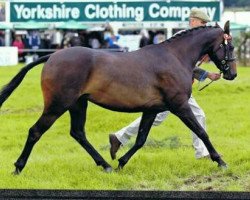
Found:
[23,8,31,19]
[13,3,217,22]
[45,8,53,19]
[169,7,181,18]
[207,7,216,20]
[15,4,24,19]
[84,4,144,21]
[182,7,190,21]
[71,8,80,19]
[148,3,159,18]
[14,4,80,20]
[85,4,95,19]
[148,3,216,21]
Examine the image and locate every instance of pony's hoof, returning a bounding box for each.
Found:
[12,168,21,175]
[115,164,123,172]
[218,164,228,170]
[115,168,121,172]
[104,167,112,173]
[218,160,228,170]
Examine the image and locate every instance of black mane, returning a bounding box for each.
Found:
[166,25,220,43]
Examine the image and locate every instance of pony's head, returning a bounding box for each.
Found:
[208,21,237,80]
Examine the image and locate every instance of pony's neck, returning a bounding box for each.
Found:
[166,26,222,69]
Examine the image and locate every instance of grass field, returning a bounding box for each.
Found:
[0,63,250,191]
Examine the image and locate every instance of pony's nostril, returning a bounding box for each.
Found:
[230,74,237,80]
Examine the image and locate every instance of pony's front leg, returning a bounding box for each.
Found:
[172,103,227,169]
[118,112,157,169]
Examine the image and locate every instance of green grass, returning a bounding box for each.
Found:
[0,63,250,191]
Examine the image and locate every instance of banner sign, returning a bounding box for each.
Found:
[10,1,220,23]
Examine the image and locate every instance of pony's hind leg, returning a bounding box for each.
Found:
[69,97,112,173]
[14,108,66,174]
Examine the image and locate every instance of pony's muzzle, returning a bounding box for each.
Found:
[223,73,237,80]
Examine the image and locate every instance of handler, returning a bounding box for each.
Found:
[109,8,221,160]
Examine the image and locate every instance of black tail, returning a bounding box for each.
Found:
[0,54,51,108]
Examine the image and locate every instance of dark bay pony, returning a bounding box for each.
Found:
[0,21,236,174]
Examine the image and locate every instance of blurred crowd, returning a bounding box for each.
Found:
[0,24,167,62]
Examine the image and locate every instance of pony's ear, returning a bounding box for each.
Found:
[224,20,230,34]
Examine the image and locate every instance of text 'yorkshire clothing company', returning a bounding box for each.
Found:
[10,1,220,22]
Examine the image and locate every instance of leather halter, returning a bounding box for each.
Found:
[212,34,236,74]
[199,34,236,91]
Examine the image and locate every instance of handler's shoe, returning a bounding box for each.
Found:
[109,134,121,160]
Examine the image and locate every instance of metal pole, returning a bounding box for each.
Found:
[5,29,11,46]
[4,0,11,46]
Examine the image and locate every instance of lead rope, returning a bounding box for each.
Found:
[196,54,221,92]
[195,55,212,91]
[198,71,222,91]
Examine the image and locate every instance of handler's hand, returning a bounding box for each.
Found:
[207,72,221,81]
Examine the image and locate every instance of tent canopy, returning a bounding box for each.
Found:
[55,21,89,30]
[13,21,49,30]
[0,23,13,29]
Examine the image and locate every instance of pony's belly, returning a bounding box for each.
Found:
[88,92,164,112]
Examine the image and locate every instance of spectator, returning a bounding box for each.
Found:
[61,31,74,48]
[88,31,102,49]
[104,24,121,49]
[41,32,52,49]
[153,31,166,44]
[39,32,52,57]
[69,32,84,47]
[28,30,41,49]
[0,31,4,46]
[139,29,150,48]
[27,30,41,61]
[12,35,25,62]
[106,34,120,49]
[51,30,63,49]
[0,3,5,22]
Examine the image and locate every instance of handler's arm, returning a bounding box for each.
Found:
[193,67,208,81]
[193,67,221,81]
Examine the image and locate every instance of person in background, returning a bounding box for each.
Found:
[28,30,41,50]
[109,8,221,160]
[139,29,150,48]
[51,30,63,49]
[27,30,41,61]
[61,31,73,49]
[103,24,121,49]
[89,32,101,49]
[12,35,25,62]
[41,32,52,50]
[90,37,101,49]
[153,31,166,44]
[69,32,84,47]
[105,32,120,49]
[0,31,4,46]
[0,3,5,22]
